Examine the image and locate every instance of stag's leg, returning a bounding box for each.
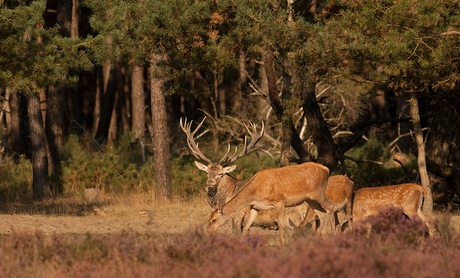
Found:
[241,208,259,235]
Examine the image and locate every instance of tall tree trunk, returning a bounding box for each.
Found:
[118,65,130,133]
[302,87,338,173]
[27,93,52,201]
[108,86,118,142]
[263,50,310,165]
[43,0,73,195]
[132,65,145,139]
[46,87,66,195]
[9,92,31,162]
[150,53,172,201]
[409,91,432,214]
[94,62,117,143]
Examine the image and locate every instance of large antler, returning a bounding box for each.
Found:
[180,117,212,164]
[219,121,265,166]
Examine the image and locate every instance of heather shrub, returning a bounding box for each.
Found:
[2,226,460,278]
[350,207,426,247]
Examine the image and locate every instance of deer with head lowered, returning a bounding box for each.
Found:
[351,183,434,236]
[180,117,265,234]
[207,162,347,245]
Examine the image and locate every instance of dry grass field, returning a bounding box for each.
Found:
[1,192,459,245]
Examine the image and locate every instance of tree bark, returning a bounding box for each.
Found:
[46,87,66,195]
[94,62,117,143]
[132,65,146,139]
[409,91,432,214]
[27,93,52,201]
[262,50,310,164]
[9,92,31,162]
[302,88,338,173]
[150,53,172,201]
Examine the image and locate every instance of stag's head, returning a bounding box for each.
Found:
[194,162,237,197]
[180,117,264,196]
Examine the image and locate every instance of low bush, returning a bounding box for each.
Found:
[1,221,460,278]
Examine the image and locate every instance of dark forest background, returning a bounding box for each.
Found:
[1,0,459,212]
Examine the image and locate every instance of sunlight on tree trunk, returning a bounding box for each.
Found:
[27,93,52,201]
[150,53,172,202]
[409,91,432,214]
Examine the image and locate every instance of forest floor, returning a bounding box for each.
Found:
[0,193,459,244]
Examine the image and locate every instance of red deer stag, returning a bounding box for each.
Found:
[352,183,434,236]
[290,175,354,233]
[180,117,265,234]
[207,162,346,245]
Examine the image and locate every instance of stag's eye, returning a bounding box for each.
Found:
[211,219,217,223]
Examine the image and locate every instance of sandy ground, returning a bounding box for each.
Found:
[0,195,458,244]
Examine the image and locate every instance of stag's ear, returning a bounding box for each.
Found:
[194,161,208,172]
[223,165,237,174]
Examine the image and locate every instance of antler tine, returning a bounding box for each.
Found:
[180,117,212,164]
[220,121,265,166]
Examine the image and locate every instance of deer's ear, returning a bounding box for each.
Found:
[223,165,237,174]
[194,161,208,172]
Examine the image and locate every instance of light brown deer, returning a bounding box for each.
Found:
[180,117,266,234]
[207,162,346,245]
[290,175,354,233]
[352,183,434,236]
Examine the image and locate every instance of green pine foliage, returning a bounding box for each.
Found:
[299,0,460,92]
[0,0,93,94]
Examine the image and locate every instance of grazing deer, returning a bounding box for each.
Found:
[180,117,265,234]
[352,183,434,236]
[207,162,346,245]
[290,175,354,233]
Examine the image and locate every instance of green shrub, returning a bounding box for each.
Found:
[343,135,417,189]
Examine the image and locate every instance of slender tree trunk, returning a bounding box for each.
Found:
[27,93,52,201]
[94,62,117,142]
[150,53,172,201]
[108,86,118,142]
[8,91,21,163]
[46,87,66,195]
[132,65,145,138]
[409,91,432,214]
[9,92,31,162]
[118,65,130,133]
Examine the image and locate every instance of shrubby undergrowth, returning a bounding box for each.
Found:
[0,134,278,204]
[0,209,459,278]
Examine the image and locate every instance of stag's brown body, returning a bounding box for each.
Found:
[208,162,344,245]
[352,183,434,235]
